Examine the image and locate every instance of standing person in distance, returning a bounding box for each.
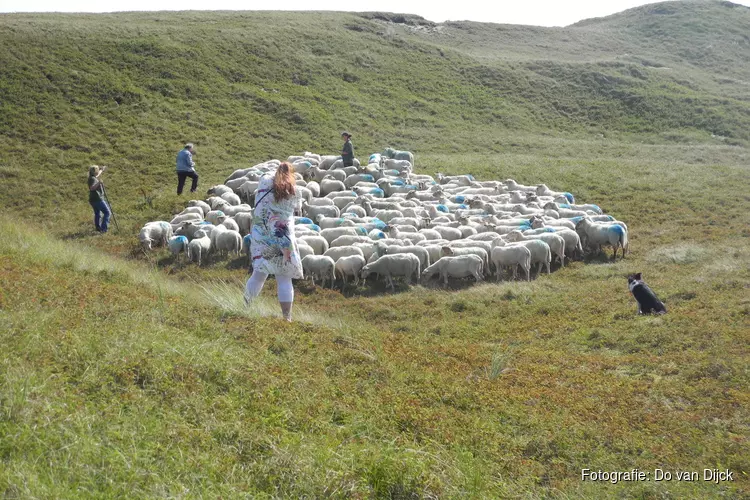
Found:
[87,165,111,233]
[244,162,303,322]
[176,142,199,195]
[341,132,354,167]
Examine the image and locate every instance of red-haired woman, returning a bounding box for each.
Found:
[244,162,303,321]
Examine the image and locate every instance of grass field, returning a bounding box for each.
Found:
[1,1,749,498]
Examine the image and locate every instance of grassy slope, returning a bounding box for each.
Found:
[1,0,749,497]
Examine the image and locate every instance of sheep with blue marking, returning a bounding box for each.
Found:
[168,235,190,261]
[575,216,629,260]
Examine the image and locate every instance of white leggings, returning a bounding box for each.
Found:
[244,271,294,303]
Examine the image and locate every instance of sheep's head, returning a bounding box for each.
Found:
[506,230,523,242]
[530,218,545,229]
[441,246,455,256]
[542,202,558,210]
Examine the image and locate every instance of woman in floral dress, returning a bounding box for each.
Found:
[244,162,303,321]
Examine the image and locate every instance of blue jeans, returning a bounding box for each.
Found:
[90,200,111,232]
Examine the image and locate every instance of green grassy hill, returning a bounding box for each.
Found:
[1,1,749,497]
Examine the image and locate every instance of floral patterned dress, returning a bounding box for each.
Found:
[250,175,304,278]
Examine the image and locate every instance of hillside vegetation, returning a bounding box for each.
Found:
[1,1,749,497]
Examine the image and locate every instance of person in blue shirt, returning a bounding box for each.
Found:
[176,143,199,195]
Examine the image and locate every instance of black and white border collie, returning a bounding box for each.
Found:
[627,273,667,315]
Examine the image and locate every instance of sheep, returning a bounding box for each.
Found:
[221,204,253,217]
[187,199,211,216]
[506,230,566,268]
[168,235,190,261]
[360,253,421,291]
[207,184,234,196]
[383,147,415,165]
[432,225,463,241]
[320,227,362,245]
[221,218,240,233]
[215,230,243,257]
[491,245,532,281]
[305,181,321,198]
[330,235,372,248]
[575,217,629,260]
[298,243,315,260]
[423,253,485,285]
[206,210,228,226]
[177,206,204,217]
[320,178,347,196]
[324,246,365,262]
[352,242,377,262]
[139,221,173,251]
[233,213,253,235]
[298,235,329,255]
[303,203,340,221]
[494,239,551,276]
[188,229,211,265]
[536,184,574,204]
[170,212,203,225]
[374,242,430,270]
[302,255,336,288]
[335,255,367,287]
[440,246,489,274]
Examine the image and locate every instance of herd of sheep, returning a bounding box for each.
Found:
[138,149,629,291]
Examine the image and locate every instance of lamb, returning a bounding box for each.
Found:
[575,217,629,260]
[491,245,532,281]
[187,229,212,265]
[167,235,190,261]
[215,229,243,257]
[360,253,421,291]
[335,255,367,287]
[422,254,484,286]
[303,203,340,221]
[139,221,173,251]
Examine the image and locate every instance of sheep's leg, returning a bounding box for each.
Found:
[388,275,395,292]
[559,251,565,267]
[546,261,551,274]
[537,262,542,276]
[495,267,500,282]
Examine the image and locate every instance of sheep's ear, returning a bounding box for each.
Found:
[635,272,642,280]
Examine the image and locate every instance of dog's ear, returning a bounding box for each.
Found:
[635,272,642,280]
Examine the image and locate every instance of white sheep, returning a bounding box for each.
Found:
[215,230,243,257]
[491,245,532,281]
[335,255,367,287]
[206,210,228,226]
[170,212,202,225]
[360,253,421,291]
[506,230,566,268]
[221,219,240,233]
[324,246,365,262]
[374,242,430,270]
[187,199,211,216]
[139,221,173,251]
[302,255,336,288]
[188,229,211,265]
[440,246,489,273]
[298,235,329,255]
[422,254,484,286]
[494,239,551,276]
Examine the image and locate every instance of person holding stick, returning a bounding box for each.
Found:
[87,165,111,233]
[176,142,199,195]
